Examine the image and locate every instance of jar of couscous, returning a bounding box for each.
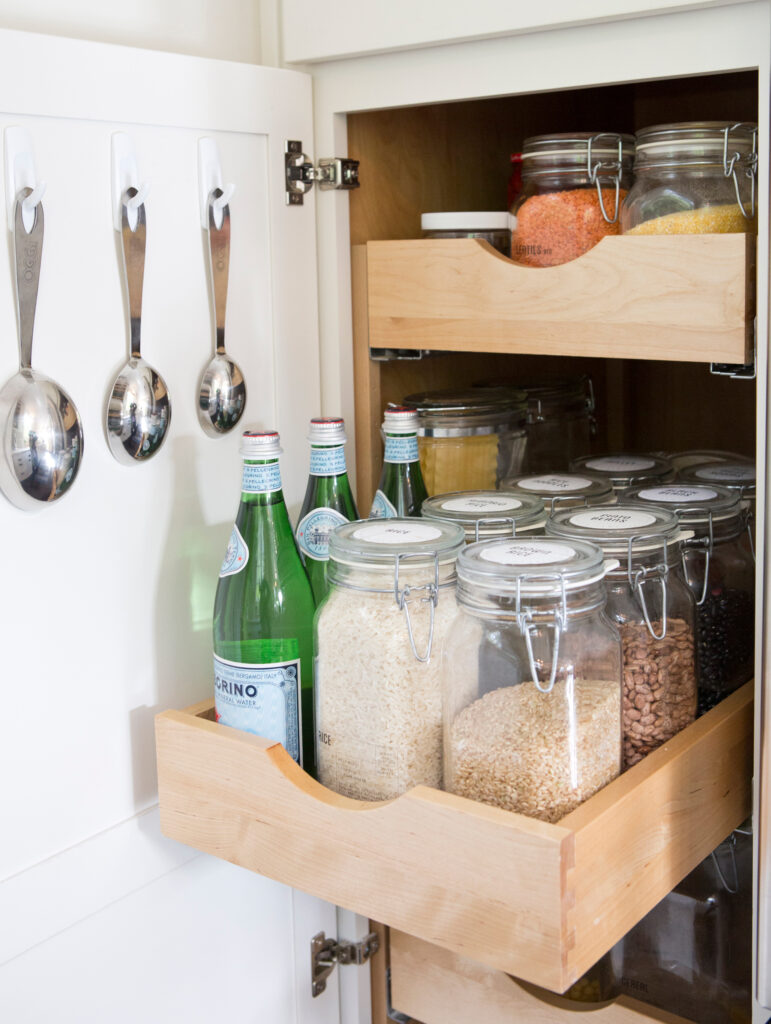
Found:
[402,387,528,492]
[421,490,547,542]
[621,122,758,235]
[511,132,634,266]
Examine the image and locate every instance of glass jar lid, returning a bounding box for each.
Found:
[421,490,546,540]
[474,374,594,418]
[624,483,744,527]
[633,121,757,167]
[571,452,674,488]
[401,387,527,436]
[546,503,691,561]
[679,460,756,497]
[504,471,615,509]
[667,448,751,471]
[521,132,635,176]
[329,517,465,571]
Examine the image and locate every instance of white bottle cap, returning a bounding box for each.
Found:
[308,417,347,444]
[240,429,282,458]
[383,406,420,433]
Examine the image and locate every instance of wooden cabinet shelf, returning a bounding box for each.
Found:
[155,682,752,995]
[363,235,754,364]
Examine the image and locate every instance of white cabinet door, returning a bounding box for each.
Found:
[0,28,345,1024]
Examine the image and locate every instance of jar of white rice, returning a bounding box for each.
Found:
[443,537,623,823]
[315,518,465,800]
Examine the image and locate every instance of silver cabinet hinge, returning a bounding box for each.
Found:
[286,140,360,206]
[310,930,379,998]
[711,317,757,379]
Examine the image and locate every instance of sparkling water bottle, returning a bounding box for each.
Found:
[369,406,428,518]
[213,429,316,774]
[295,417,359,604]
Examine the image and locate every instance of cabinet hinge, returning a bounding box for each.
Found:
[711,317,756,379]
[310,930,379,998]
[286,140,360,206]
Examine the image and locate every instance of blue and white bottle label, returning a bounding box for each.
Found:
[242,460,282,494]
[369,489,398,519]
[219,525,249,577]
[296,507,348,561]
[309,445,347,477]
[214,655,302,763]
[384,434,419,464]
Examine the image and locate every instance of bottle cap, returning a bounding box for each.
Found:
[382,406,421,433]
[308,417,347,444]
[240,429,282,458]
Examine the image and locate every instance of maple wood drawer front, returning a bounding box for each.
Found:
[155,684,752,993]
[365,234,754,364]
[388,931,694,1024]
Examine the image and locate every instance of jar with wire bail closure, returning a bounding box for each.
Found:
[570,452,675,493]
[625,483,754,715]
[547,504,697,768]
[511,132,634,266]
[443,537,622,822]
[503,471,616,511]
[315,517,465,800]
[421,490,546,543]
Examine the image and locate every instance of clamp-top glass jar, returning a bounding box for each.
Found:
[621,122,758,235]
[314,518,465,800]
[402,387,528,492]
[625,483,754,714]
[678,460,756,534]
[571,452,675,493]
[547,504,697,767]
[421,490,546,542]
[511,132,634,266]
[503,471,616,511]
[443,537,622,822]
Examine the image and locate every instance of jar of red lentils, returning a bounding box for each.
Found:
[621,122,758,235]
[510,132,634,267]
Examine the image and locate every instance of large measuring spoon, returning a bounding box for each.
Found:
[197,188,246,437]
[106,188,171,464]
[0,190,84,510]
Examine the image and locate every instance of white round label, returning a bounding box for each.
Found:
[639,485,718,503]
[586,456,656,473]
[517,474,593,493]
[479,541,577,566]
[440,496,522,513]
[352,522,442,545]
[569,509,657,530]
[694,463,755,483]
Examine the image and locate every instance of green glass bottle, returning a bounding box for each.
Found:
[213,429,316,776]
[295,417,359,604]
[369,406,428,518]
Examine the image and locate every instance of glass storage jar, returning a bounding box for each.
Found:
[421,211,512,256]
[503,471,616,511]
[443,537,622,822]
[421,490,546,542]
[401,387,528,492]
[570,452,675,493]
[547,504,697,767]
[475,375,597,471]
[621,121,758,235]
[678,459,756,539]
[668,448,752,472]
[626,482,754,714]
[511,132,634,266]
[315,518,465,800]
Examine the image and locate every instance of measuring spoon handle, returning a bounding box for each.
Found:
[120,189,146,361]
[207,189,230,356]
[14,189,44,372]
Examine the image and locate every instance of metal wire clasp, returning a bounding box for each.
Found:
[627,534,669,639]
[474,517,516,542]
[678,509,714,607]
[587,132,624,224]
[723,122,757,220]
[515,572,568,694]
[393,551,440,663]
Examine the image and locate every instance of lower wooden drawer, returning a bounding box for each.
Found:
[155,682,752,993]
[388,931,694,1024]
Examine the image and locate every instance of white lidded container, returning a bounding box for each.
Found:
[421,211,512,255]
[315,517,465,800]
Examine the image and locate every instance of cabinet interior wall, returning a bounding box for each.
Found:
[347,70,758,510]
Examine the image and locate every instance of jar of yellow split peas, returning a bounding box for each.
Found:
[401,387,528,493]
[621,122,758,236]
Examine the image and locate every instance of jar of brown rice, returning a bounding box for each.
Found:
[442,537,622,822]
[315,517,465,800]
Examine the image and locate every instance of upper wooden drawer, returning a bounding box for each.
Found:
[364,235,754,364]
[155,683,752,995]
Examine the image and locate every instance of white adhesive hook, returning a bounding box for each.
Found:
[111,132,149,232]
[198,137,234,229]
[5,126,45,233]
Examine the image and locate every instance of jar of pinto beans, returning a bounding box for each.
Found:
[510,132,634,267]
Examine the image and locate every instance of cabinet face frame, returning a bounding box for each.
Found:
[309,2,771,1017]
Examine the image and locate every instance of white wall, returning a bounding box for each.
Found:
[0,0,262,63]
